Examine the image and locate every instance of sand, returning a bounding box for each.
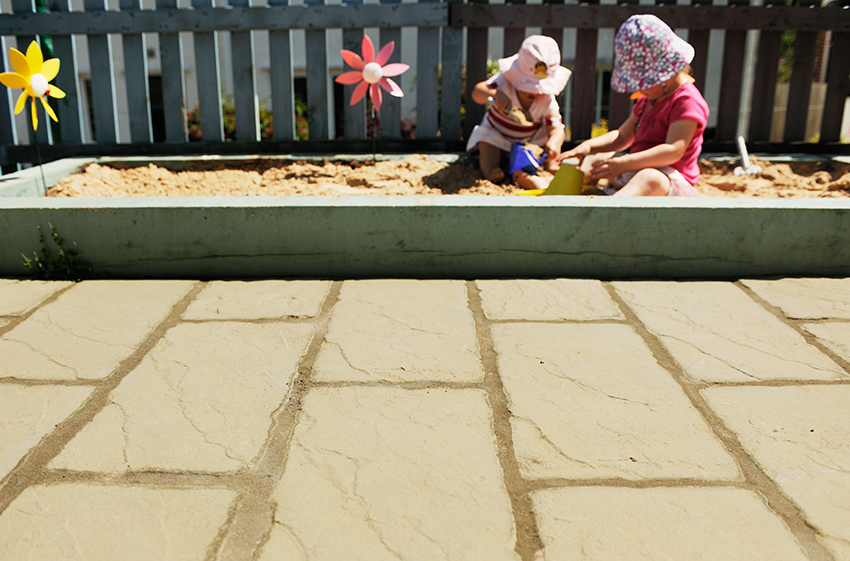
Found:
[46,155,850,198]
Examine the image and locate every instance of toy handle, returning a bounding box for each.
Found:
[736,135,751,169]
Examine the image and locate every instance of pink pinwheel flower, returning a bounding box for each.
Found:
[335,35,408,113]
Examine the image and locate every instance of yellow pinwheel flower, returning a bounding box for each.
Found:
[0,41,65,131]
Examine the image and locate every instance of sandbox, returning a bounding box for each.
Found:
[1,154,849,279]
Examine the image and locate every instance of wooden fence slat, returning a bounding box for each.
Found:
[570,0,600,142]
[541,0,564,49]
[156,0,187,142]
[783,29,818,142]
[439,0,463,142]
[0,37,19,170]
[192,0,224,142]
[821,31,850,143]
[120,0,153,143]
[230,0,259,141]
[380,1,402,139]
[47,0,83,145]
[341,5,366,141]
[268,0,294,140]
[747,29,781,142]
[305,0,329,140]
[687,28,709,91]
[606,0,638,132]
[715,0,750,141]
[464,0,489,142]
[416,14,440,139]
[12,0,49,146]
[84,0,118,143]
[503,0,526,58]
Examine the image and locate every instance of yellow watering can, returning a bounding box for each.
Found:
[518,163,585,196]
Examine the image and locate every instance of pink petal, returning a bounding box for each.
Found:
[380,63,409,77]
[369,83,382,113]
[379,77,404,97]
[340,49,364,71]
[350,81,369,106]
[361,35,375,63]
[335,71,364,85]
[375,41,395,66]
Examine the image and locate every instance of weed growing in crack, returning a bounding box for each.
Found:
[22,223,92,280]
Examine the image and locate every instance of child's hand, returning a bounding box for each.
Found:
[542,141,561,173]
[558,144,590,165]
[589,156,625,180]
[490,90,512,114]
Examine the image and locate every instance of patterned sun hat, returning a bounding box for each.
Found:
[610,14,695,93]
[499,35,571,95]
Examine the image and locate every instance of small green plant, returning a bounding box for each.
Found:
[22,223,92,281]
[187,91,309,141]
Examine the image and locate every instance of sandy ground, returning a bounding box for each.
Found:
[47,154,850,198]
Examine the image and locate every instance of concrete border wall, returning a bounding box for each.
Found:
[3,195,849,280]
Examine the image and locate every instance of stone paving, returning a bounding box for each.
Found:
[1,277,849,561]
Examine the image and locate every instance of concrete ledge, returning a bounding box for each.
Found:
[2,195,849,279]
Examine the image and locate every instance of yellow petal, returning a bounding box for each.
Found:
[31,97,38,130]
[14,90,28,114]
[0,72,27,89]
[26,41,44,74]
[9,48,30,78]
[48,83,66,99]
[41,58,60,81]
[40,96,58,122]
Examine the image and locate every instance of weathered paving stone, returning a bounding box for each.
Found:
[742,278,850,319]
[0,281,195,381]
[0,385,93,480]
[802,322,850,365]
[702,385,850,560]
[312,280,483,382]
[182,280,331,320]
[0,279,72,316]
[262,387,520,561]
[612,281,844,382]
[531,487,809,560]
[477,279,624,321]
[50,322,314,473]
[0,484,236,561]
[493,323,740,481]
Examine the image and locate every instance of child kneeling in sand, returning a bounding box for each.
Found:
[521,15,709,196]
[467,35,571,183]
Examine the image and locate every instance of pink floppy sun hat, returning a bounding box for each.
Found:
[499,35,571,96]
[611,14,695,93]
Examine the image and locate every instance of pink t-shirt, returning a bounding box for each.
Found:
[630,82,709,185]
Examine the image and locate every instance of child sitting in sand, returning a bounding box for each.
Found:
[467,35,571,183]
[519,15,709,196]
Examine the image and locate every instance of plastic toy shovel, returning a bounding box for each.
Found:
[542,163,584,195]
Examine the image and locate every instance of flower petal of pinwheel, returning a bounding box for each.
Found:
[0,72,28,89]
[13,90,27,114]
[361,34,375,64]
[25,42,43,74]
[340,49,365,71]
[380,63,409,77]
[40,58,60,81]
[31,97,38,130]
[379,77,404,97]
[369,83,382,112]
[48,84,66,99]
[40,96,58,122]
[9,48,30,77]
[375,41,394,67]
[350,80,369,106]
[335,70,365,85]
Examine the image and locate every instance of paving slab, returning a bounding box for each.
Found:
[702,385,850,560]
[50,322,314,473]
[264,386,519,561]
[612,281,845,382]
[182,280,331,320]
[741,277,850,319]
[0,281,195,380]
[0,484,236,561]
[477,279,624,321]
[312,280,483,382]
[0,279,73,316]
[0,385,93,480]
[492,323,740,481]
[531,487,809,561]
[802,322,850,363]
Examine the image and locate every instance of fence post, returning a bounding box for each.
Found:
[84,0,119,143]
[120,0,153,143]
[230,0,260,141]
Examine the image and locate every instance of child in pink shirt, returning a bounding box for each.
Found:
[551,15,709,196]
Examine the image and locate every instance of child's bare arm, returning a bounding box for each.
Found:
[560,114,636,164]
[542,121,566,171]
[589,119,696,179]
